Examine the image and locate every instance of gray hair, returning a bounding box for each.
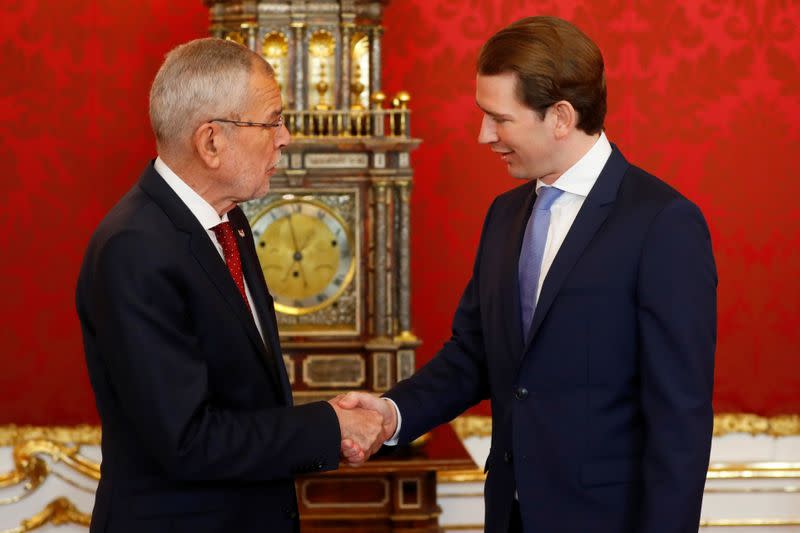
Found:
[149,38,274,150]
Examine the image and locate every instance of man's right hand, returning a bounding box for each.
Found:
[328,400,385,465]
[330,392,398,466]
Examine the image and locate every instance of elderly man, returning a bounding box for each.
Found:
[339,16,717,533]
[76,38,386,533]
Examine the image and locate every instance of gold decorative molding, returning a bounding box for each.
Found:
[714,413,800,436]
[708,462,800,480]
[450,415,492,440]
[0,425,100,446]
[0,430,100,511]
[450,413,800,441]
[438,462,800,484]
[438,469,485,483]
[2,497,91,533]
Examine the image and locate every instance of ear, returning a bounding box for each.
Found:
[550,100,577,140]
[193,121,226,169]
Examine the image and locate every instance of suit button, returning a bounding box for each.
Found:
[504,451,513,464]
[316,460,325,470]
[514,387,528,400]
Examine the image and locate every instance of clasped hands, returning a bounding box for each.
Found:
[328,392,397,466]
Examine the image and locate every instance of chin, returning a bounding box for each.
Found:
[507,166,532,180]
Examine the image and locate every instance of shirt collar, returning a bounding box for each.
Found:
[536,131,613,197]
[154,156,229,230]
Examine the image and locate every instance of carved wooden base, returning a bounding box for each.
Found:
[296,426,475,533]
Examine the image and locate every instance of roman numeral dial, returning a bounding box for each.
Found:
[251,198,355,315]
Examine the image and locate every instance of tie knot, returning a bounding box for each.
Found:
[534,186,564,211]
[212,221,234,240]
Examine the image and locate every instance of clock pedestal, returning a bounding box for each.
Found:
[296,424,476,533]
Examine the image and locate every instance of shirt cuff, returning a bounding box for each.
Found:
[382,397,402,446]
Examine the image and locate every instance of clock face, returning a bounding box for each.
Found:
[251,198,355,315]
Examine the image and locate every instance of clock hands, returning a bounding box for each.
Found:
[288,214,302,253]
[284,215,310,289]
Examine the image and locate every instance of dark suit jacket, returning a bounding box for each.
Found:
[76,162,341,533]
[386,147,717,533]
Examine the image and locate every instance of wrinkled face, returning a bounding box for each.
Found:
[222,68,291,202]
[476,72,557,181]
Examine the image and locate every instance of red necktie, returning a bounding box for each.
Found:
[211,222,251,313]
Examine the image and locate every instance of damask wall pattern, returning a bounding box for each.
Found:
[0,0,797,424]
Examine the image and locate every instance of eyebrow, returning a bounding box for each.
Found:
[475,102,512,120]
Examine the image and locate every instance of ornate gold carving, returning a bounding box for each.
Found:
[708,462,800,479]
[263,31,288,57]
[3,497,91,532]
[0,425,100,446]
[450,415,492,440]
[1,439,100,505]
[309,30,334,58]
[714,413,800,436]
[393,91,411,109]
[371,91,386,109]
[450,413,800,442]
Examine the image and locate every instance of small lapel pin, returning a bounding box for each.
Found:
[237,229,245,238]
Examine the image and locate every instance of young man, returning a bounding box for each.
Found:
[340,16,717,533]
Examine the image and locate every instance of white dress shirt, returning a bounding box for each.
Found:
[154,157,265,342]
[385,132,613,446]
[533,131,612,301]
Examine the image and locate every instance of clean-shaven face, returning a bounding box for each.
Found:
[476,72,557,181]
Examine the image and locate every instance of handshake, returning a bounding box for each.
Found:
[328,392,398,466]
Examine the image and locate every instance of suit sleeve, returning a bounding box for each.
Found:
[637,199,717,531]
[87,229,341,482]
[384,200,496,443]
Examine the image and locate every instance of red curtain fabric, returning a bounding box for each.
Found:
[1,0,797,424]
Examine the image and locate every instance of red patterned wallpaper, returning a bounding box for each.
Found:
[1,0,797,424]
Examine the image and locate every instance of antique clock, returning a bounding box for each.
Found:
[251,195,357,317]
[208,0,421,404]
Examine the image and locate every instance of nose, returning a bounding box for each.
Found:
[477,115,497,145]
[275,122,291,149]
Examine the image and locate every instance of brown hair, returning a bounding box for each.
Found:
[477,16,606,134]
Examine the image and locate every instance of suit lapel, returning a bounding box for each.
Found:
[502,182,537,363]
[230,208,293,406]
[138,164,286,397]
[523,147,629,351]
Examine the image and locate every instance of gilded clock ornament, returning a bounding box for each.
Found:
[251,198,355,315]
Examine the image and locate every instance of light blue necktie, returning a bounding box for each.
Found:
[519,186,564,339]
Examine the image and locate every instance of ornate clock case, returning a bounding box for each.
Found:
[207,0,421,405]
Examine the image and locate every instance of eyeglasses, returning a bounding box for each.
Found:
[210,116,283,129]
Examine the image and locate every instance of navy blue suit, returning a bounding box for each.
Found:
[77,163,341,533]
[386,147,716,532]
